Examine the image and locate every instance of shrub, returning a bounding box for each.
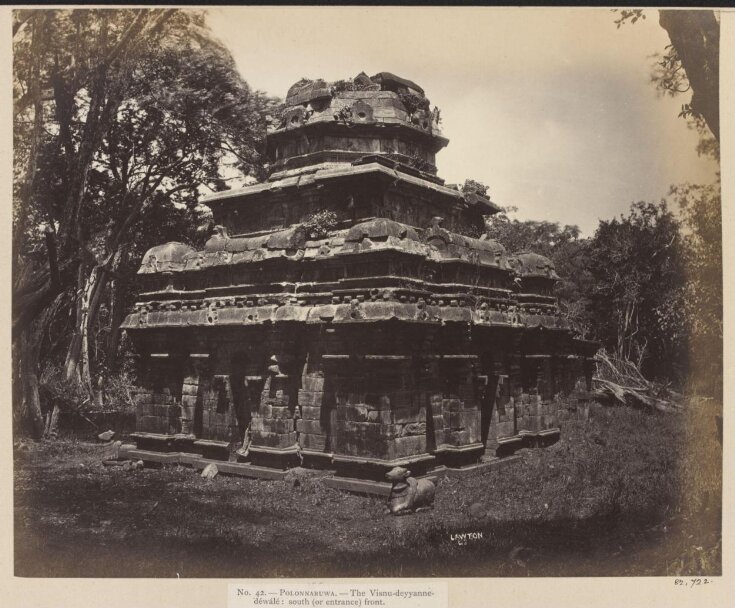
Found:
[397,91,430,116]
[303,210,338,240]
[462,178,489,197]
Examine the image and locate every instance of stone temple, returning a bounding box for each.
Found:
[122,72,598,484]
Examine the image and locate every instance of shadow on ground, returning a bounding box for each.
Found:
[14,401,722,578]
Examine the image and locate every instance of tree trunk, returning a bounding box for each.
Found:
[105,249,129,372]
[43,405,60,440]
[64,264,110,397]
[64,243,126,397]
[659,10,720,140]
[15,301,59,439]
[20,333,45,440]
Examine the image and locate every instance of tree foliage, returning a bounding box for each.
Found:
[585,202,688,382]
[484,208,593,335]
[669,182,722,393]
[486,197,719,393]
[615,8,719,142]
[13,8,273,436]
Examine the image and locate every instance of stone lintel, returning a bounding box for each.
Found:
[496,435,524,445]
[332,453,434,468]
[193,439,229,448]
[433,442,484,454]
[248,445,300,455]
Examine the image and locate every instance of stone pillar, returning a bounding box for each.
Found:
[506,341,523,438]
[248,352,300,469]
[181,355,208,436]
[537,357,553,401]
[131,353,182,452]
[296,349,334,459]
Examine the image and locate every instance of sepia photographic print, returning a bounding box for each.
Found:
[5,5,733,607]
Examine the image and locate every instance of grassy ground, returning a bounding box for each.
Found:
[14,401,722,578]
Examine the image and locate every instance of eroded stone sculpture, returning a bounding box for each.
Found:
[385,466,436,515]
[122,71,598,480]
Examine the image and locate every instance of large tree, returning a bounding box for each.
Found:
[13,9,272,437]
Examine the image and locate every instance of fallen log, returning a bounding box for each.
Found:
[592,378,682,414]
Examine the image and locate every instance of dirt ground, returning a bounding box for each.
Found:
[14,401,722,578]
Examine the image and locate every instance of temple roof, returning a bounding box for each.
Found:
[139,242,196,273]
[136,217,518,275]
[201,161,501,215]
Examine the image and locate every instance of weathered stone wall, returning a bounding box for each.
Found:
[133,388,180,434]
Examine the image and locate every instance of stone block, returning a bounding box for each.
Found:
[300,406,323,420]
[262,394,291,408]
[367,409,393,424]
[447,430,471,446]
[265,405,291,419]
[443,411,455,428]
[496,420,515,437]
[298,390,324,407]
[463,411,481,442]
[181,394,198,407]
[301,376,325,392]
[296,419,324,435]
[136,403,153,417]
[335,420,401,440]
[401,422,427,436]
[445,410,467,429]
[182,383,199,397]
[252,417,293,433]
[263,418,294,434]
[432,414,445,429]
[150,404,167,417]
[138,416,161,432]
[334,432,389,458]
[299,432,328,451]
[387,435,426,459]
[392,406,423,423]
[526,416,540,432]
[431,428,447,447]
[251,430,297,448]
[340,404,370,422]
